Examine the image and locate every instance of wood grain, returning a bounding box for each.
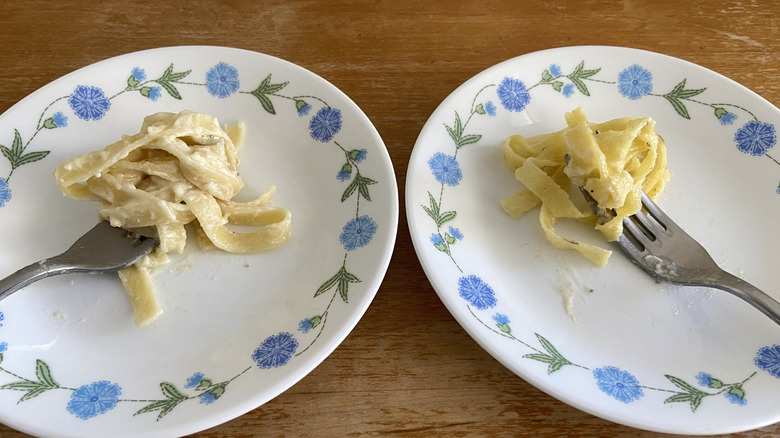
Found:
[1,1,779,436]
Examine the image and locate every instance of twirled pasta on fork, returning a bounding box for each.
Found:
[55,111,292,326]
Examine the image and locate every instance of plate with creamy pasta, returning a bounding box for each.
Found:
[407,46,780,434]
[0,46,397,437]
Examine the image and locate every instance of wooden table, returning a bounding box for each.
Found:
[1,1,779,436]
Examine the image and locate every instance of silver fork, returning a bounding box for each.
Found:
[0,221,159,301]
[580,188,780,326]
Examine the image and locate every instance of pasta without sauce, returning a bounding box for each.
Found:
[55,111,292,326]
[501,107,670,266]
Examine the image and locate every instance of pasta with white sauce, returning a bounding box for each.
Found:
[501,107,669,266]
[55,111,292,326]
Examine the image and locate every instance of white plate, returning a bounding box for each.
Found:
[0,46,397,437]
[406,46,780,435]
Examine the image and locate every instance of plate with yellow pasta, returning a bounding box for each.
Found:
[0,46,397,437]
[406,46,780,434]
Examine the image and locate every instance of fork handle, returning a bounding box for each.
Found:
[709,270,780,326]
[0,258,73,301]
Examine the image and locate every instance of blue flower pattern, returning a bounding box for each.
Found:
[52,112,68,128]
[298,318,313,333]
[206,62,240,98]
[66,381,122,420]
[340,215,378,250]
[617,64,653,100]
[725,390,747,406]
[199,391,218,404]
[492,313,509,325]
[485,101,496,116]
[428,152,462,186]
[309,107,342,142]
[734,120,776,156]
[496,77,530,112]
[755,345,780,378]
[0,179,10,207]
[296,99,312,116]
[131,67,146,82]
[185,372,204,389]
[593,366,644,403]
[562,83,575,98]
[252,332,299,369]
[146,86,162,101]
[68,85,111,121]
[354,148,367,162]
[719,112,737,125]
[457,275,497,310]
[337,165,352,181]
[696,372,715,386]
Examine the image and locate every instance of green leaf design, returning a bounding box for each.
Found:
[522,334,572,374]
[0,359,60,402]
[341,270,360,303]
[342,174,377,202]
[315,269,340,297]
[0,130,50,171]
[11,129,22,159]
[0,144,12,163]
[664,392,705,412]
[663,374,708,412]
[443,112,481,149]
[728,386,746,399]
[444,112,463,144]
[662,79,706,119]
[422,192,440,220]
[432,239,449,252]
[665,97,689,119]
[43,117,57,129]
[0,130,23,168]
[422,192,457,228]
[160,381,187,400]
[127,74,140,89]
[135,381,189,420]
[457,134,481,148]
[714,107,729,119]
[16,151,49,166]
[153,64,192,100]
[196,378,213,390]
[567,61,601,96]
[437,211,456,225]
[314,266,361,302]
[35,360,58,388]
[666,374,703,393]
[524,353,555,364]
[135,399,184,421]
[250,74,289,115]
[254,94,275,114]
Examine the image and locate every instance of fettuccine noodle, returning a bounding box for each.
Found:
[501,107,670,266]
[55,111,292,326]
